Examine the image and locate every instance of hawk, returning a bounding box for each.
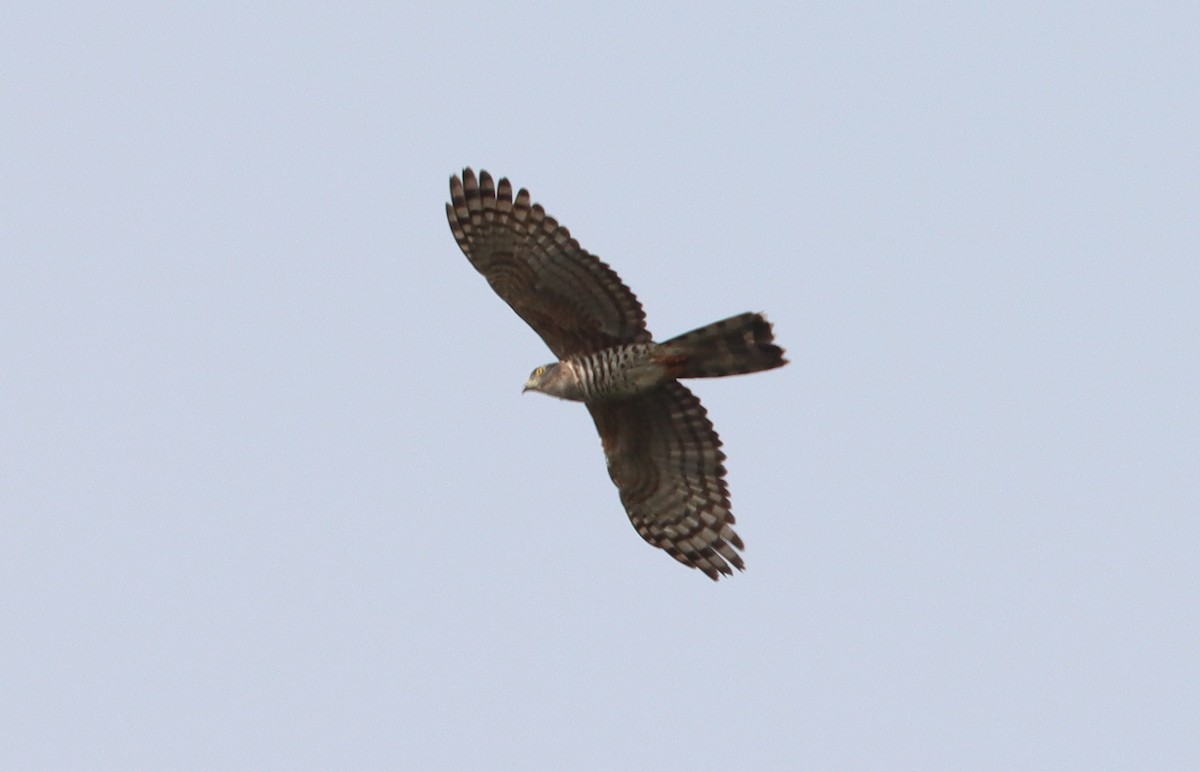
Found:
[445,169,786,580]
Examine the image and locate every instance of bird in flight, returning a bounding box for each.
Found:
[445,169,786,579]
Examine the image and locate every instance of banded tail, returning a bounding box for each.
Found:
[660,312,787,379]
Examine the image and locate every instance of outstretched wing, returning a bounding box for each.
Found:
[446,168,651,358]
[588,382,745,580]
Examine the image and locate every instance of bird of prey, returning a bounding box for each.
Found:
[445,169,786,580]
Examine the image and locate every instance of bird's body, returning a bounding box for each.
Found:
[446,168,786,580]
[526,345,668,402]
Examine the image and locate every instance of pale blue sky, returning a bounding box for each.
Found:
[3,2,1197,769]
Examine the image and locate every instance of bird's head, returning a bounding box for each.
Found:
[523,363,560,395]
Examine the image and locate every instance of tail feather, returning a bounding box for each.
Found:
[660,313,787,379]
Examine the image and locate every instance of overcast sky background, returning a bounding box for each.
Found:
[3,2,1197,769]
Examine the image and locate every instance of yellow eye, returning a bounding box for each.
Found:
[534,367,545,376]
